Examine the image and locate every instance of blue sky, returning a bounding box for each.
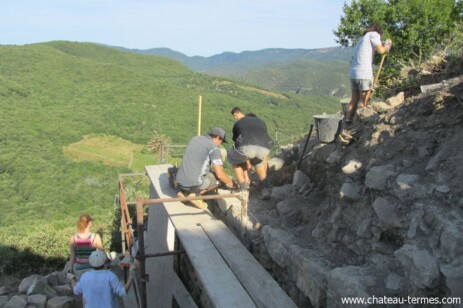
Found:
[0,0,349,57]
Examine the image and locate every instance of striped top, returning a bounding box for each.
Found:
[73,233,97,271]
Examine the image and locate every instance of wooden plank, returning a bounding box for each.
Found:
[201,220,297,308]
[144,182,176,307]
[146,164,256,308]
[172,272,198,308]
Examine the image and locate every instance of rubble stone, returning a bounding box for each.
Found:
[365,165,395,190]
[339,182,362,201]
[394,244,440,289]
[372,197,401,229]
[386,91,405,107]
[27,294,47,308]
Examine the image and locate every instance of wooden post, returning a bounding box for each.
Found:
[197,95,202,136]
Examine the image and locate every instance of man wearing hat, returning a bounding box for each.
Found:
[71,250,133,308]
[176,127,237,209]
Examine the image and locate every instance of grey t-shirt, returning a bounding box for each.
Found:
[176,135,223,187]
[349,31,382,80]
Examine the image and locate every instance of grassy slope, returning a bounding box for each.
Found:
[239,59,351,96]
[0,41,339,269]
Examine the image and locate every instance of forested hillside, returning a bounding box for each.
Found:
[115,46,353,97]
[0,41,339,274]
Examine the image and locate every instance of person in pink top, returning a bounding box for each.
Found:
[69,213,104,279]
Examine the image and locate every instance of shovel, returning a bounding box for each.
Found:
[293,124,313,188]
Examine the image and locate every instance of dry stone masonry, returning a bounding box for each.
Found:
[214,75,463,307]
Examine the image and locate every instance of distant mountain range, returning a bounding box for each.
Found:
[112,46,354,97]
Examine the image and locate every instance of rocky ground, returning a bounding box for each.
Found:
[244,74,463,306]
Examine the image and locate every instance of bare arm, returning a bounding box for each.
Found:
[213,165,234,188]
[69,235,75,271]
[376,39,392,54]
[93,233,104,251]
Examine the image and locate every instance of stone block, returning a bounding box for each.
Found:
[372,197,401,229]
[386,273,404,291]
[27,277,58,299]
[19,275,41,293]
[215,188,241,213]
[27,294,47,308]
[4,295,27,308]
[46,272,66,287]
[292,170,311,193]
[327,266,376,308]
[386,91,404,107]
[356,107,379,124]
[342,159,363,175]
[371,101,392,113]
[326,150,342,165]
[262,226,295,268]
[0,296,9,308]
[339,182,362,201]
[393,174,425,201]
[440,263,463,298]
[270,184,293,202]
[365,165,395,190]
[45,296,74,308]
[439,224,463,260]
[276,195,305,227]
[52,285,73,296]
[394,244,440,289]
[289,246,333,308]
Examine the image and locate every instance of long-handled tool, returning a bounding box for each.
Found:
[293,124,313,186]
[365,53,387,107]
[374,53,387,87]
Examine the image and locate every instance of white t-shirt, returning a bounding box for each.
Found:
[349,31,382,80]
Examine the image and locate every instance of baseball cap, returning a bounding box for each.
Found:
[208,127,227,143]
[89,250,107,268]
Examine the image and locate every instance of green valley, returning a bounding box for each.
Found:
[0,41,339,273]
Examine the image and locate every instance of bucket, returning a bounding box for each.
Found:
[340,98,350,116]
[313,114,344,143]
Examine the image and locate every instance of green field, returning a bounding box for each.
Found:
[0,41,339,274]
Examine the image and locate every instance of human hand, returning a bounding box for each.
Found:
[128,264,136,280]
[66,272,76,281]
[384,39,392,51]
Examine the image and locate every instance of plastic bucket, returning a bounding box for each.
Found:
[313,114,344,143]
[340,98,350,116]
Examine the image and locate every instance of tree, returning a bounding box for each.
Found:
[334,0,463,67]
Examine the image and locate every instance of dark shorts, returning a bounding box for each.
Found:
[178,172,218,193]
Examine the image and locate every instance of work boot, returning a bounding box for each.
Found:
[259,179,272,200]
[177,191,207,209]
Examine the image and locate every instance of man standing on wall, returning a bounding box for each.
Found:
[228,107,273,200]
